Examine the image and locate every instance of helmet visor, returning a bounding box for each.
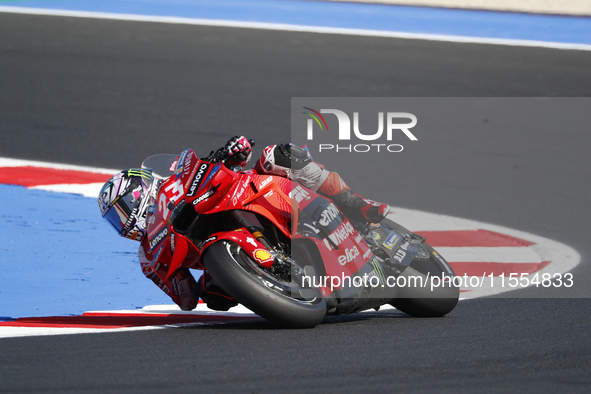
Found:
[103,179,144,235]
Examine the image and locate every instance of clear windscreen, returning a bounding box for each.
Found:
[141,154,178,179]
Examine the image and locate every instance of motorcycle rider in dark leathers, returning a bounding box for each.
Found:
[98,136,390,311]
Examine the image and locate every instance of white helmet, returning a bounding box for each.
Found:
[98,168,155,241]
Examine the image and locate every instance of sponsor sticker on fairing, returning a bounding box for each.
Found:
[318,203,340,226]
[369,257,387,287]
[393,249,406,263]
[192,184,220,206]
[152,244,164,262]
[338,245,360,266]
[327,220,355,247]
[183,152,193,175]
[289,186,310,203]
[174,150,188,178]
[382,232,400,250]
[186,162,210,197]
[231,175,252,206]
[149,226,168,252]
[203,236,217,244]
[257,176,273,190]
[253,249,274,265]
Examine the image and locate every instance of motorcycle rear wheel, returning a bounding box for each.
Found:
[202,241,326,328]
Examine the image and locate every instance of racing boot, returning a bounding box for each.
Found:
[197,272,238,311]
[318,174,390,224]
[140,254,200,311]
[171,268,200,311]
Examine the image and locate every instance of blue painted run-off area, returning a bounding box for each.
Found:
[1,0,590,45]
[0,185,171,319]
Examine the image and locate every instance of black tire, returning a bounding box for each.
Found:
[380,218,460,317]
[202,241,326,328]
[390,264,460,317]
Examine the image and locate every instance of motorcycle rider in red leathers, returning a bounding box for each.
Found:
[98,136,390,312]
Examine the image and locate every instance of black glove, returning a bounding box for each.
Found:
[224,135,253,168]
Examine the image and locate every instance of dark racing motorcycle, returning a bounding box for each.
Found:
[141,146,459,328]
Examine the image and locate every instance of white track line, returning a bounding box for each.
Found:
[30,183,107,198]
[388,208,580,277]
[436,246,543,263]
[0,304,401,338]
[389,207,479,231]
[0,304,260,339]
[0,157,120,174]
[1,6,590,51]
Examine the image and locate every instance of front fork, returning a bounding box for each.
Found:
[199,225,303,285]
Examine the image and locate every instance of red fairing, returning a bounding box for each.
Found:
[290,186,372,296]
[143,147,372,297]
[182,155,294,239]
[183,158,240,213]
[184,152,295,236]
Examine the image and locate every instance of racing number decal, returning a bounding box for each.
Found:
[166,178,185,202]
[158,192,169,219]
[159,179,184,219]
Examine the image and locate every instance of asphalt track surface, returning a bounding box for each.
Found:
[1,12,591,393]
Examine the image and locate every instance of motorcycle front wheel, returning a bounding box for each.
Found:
[202,241,326,328]
[381,219,460,317]
[389,242,460,317]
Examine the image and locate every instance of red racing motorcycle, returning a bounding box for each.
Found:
[141,147,459,328]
